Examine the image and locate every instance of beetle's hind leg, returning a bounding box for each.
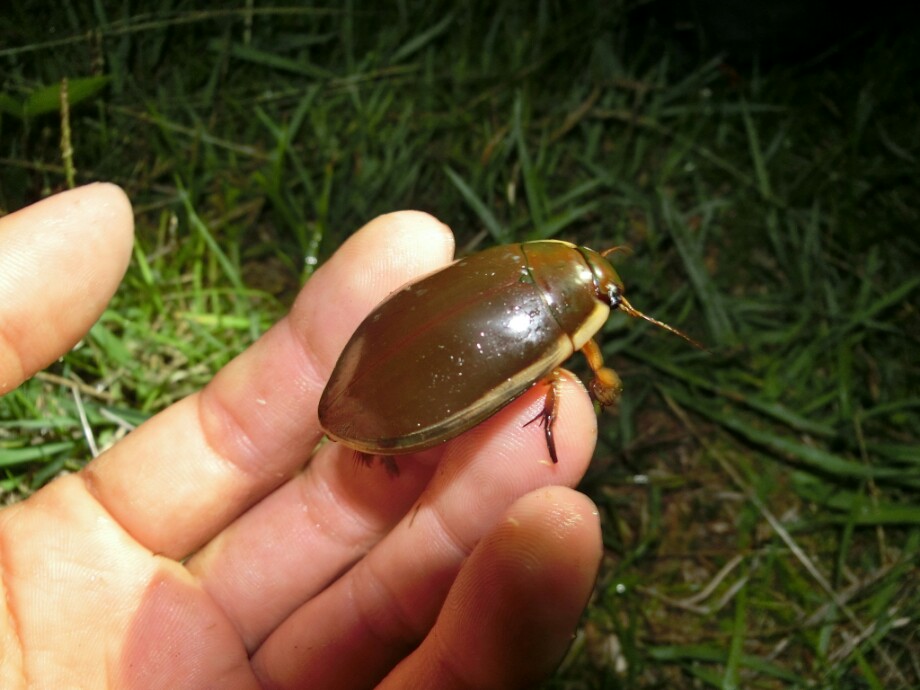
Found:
[523,370,563,464]
[581,338,622,407]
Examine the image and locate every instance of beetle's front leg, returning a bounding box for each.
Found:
[580,338,622,407]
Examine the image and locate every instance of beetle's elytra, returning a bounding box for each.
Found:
[318,240,698,469]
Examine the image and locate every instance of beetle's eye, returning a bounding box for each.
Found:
[607,283,621,308]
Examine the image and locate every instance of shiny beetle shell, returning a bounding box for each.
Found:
[318,240,628,457]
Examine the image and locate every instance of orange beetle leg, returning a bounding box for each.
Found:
[523,370,563,464]
[580,338,622,407]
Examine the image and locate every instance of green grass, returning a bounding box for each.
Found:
[2,2,919,687]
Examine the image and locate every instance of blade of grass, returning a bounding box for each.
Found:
[389,10,455,63]
[444,165,509,243]
[0,442,77,467]
[178,185,246,294]
[647,645,801,684]
[659,194,735,343]
[667,386,920,485]
[212,41,334,79]
[513,93,546,233]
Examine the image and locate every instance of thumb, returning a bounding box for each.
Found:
[0,183,134,395]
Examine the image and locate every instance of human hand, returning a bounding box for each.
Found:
[0,184,602,689]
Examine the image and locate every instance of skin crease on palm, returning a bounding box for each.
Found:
[0,183,603,689]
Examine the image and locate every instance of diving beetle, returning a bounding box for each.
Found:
[318,240,698,468]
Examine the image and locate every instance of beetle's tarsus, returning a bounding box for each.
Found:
[523,374,561,463]
[590,367,622,407]
[380,456,400,476]
[352,450,400,477]
[353,450,374,469]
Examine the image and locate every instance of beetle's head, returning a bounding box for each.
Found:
[580,246,704,350]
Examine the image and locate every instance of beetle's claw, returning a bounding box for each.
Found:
[545,424,559,464]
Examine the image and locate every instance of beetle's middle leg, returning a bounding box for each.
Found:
[580,338,622,407]
[523,370,563,464]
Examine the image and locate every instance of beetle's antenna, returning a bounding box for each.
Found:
[601,245,632,259]
[619,296,705,350]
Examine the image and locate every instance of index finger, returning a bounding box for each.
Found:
[82,212,455,558]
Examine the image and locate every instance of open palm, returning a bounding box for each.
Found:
[0,184,601,689]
